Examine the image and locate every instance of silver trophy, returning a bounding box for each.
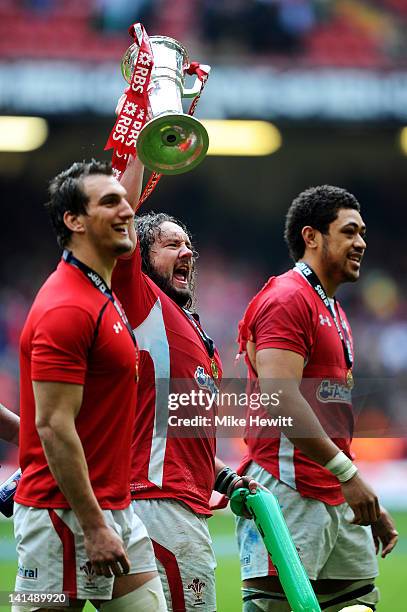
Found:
[121,36,210,175]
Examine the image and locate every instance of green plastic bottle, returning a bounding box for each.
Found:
[230,487,321,612]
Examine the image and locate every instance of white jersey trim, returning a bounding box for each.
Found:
[134,298,170,489]
[278,433,296,489]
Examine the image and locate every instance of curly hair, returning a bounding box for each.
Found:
[45,159,112,248]
[284,185,361,261]
[135,211,197,310]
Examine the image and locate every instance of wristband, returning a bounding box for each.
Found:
[214,466,241,498]
[324,451,358,483]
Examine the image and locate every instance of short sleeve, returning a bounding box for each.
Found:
[31,306,96,384]
[253,291,313,360]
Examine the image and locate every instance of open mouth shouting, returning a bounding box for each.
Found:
[173,263,190,288]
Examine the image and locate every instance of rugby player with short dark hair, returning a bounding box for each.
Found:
[15,160,167,611]
[235,185,398,611]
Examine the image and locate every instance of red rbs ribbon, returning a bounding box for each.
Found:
[105,23,154,179]
[185,62,210,117]
[186,61,210,82]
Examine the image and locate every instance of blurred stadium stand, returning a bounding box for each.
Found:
[1,0,407,505]
[1,0,407,66]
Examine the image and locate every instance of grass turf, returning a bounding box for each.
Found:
[1,511,406,611]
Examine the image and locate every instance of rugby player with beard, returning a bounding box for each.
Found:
[112,156,255,612]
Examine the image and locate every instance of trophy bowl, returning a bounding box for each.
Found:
[121,36,209,175]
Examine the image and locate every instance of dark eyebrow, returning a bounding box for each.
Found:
[342,222,366,232]
[99,192,122,204]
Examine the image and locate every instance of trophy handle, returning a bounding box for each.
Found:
[182,77,204,98]
[182,65,211,98]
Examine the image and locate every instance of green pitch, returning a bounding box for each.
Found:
[1,511,406,611]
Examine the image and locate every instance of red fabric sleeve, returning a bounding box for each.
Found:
[31,306,96,384]
[253,291,314,360]
[112,243,151,329]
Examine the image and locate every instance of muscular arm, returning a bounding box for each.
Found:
[119,155,145,251]
[255,346,380,524]
[214,456,227,476]
[120,155,144,210]
[34,381,105,530]
[33,381,129,576]
[0,403,19,445]
[255,347,339,464]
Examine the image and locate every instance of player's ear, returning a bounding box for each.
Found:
[301,226,320,251]
[63,211,85,235]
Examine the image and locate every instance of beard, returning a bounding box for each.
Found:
[146,265,194,308]
[321,237,359,284]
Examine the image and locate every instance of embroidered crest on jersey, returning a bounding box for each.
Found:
[317,379,351,404]
[187,577,206,605]
[194,365,218,395]
[80,561,97,589]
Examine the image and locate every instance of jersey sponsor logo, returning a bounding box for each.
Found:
[317,379,351,404]
[194,365,218,395]
[113,321,123,334]
[80,561,97,589]
[319,314,332,327]
[187,577,206,606]
[17,564,38,580]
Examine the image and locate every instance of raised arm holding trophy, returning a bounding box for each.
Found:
[105,22,210,207]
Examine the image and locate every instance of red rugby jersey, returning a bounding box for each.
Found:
[112,245,222,515]
[238,269,355,505]
[16,260,138,509]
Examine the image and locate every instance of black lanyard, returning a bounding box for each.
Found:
[63,250,139,373]
[295,261,353,369]
[181,308,215,359]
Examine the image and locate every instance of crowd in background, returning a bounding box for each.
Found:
[1,0,407,66]
[1,248,407,467]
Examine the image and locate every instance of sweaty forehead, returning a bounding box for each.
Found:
[157,221,189,243]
